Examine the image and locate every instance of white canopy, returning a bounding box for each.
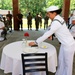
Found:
[0,10,12,16]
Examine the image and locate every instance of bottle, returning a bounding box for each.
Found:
[22,39,25,48]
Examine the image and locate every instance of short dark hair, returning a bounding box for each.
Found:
[50,8,62,14]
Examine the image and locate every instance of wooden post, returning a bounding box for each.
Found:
[62,0,70,23]
[12,0,19,30]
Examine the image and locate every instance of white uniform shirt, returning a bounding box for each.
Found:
[0,21,5,36]
[70,25,75,32]
[69,25,75,37]
[36,15,75,46]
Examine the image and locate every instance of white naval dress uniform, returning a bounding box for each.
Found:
[69,16,75,38]
[0,21,5,41]
[69,25,75,38]
[0,21,5,36]
[35,15,75,75]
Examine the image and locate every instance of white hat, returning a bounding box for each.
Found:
[46,6,59,12]
[72,16,75,20]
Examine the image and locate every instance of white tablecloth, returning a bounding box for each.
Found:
[0,41,57,75]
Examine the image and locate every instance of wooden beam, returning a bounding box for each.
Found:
[62,0,70,23]
[12,0,19,30]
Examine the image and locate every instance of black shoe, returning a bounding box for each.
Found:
[59,42,61,44]
[9,30,12,32]
[74,37,75,39]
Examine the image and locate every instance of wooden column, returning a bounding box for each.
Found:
[62,0,70,23]
[12,0,19,30]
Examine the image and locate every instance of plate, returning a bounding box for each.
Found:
[40,45,48,49]
[23,47,38,53]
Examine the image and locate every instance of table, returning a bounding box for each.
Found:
[0,40,57,75]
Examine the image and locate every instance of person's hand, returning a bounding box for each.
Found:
[48,36,52,40]
[29,42,36,46]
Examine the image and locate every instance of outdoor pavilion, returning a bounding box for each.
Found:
[12,0,70,30]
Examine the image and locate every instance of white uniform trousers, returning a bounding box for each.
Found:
[55,44,75,75]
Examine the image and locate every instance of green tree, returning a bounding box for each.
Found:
[19,0,46,17]
[19,0,64,17]
[0,0,12,9]
[46,0,63,8]
[0,0,74,17]
[70,0,75,10]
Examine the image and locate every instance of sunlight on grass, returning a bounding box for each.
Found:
[12,18,51,29]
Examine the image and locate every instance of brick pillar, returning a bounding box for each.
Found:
[62,0,70,23]
[12,0,19,30]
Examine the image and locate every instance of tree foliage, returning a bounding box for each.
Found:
[0,0,12,9]
[0,0,74,17]
[70,0,75,10]
[19,0,63,17]
[19,0,46,17]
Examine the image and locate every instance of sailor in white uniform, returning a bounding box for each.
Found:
[69,16,75,38]
[0,17,7,41]
[29,6,75,75]
[0,19,5,41]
